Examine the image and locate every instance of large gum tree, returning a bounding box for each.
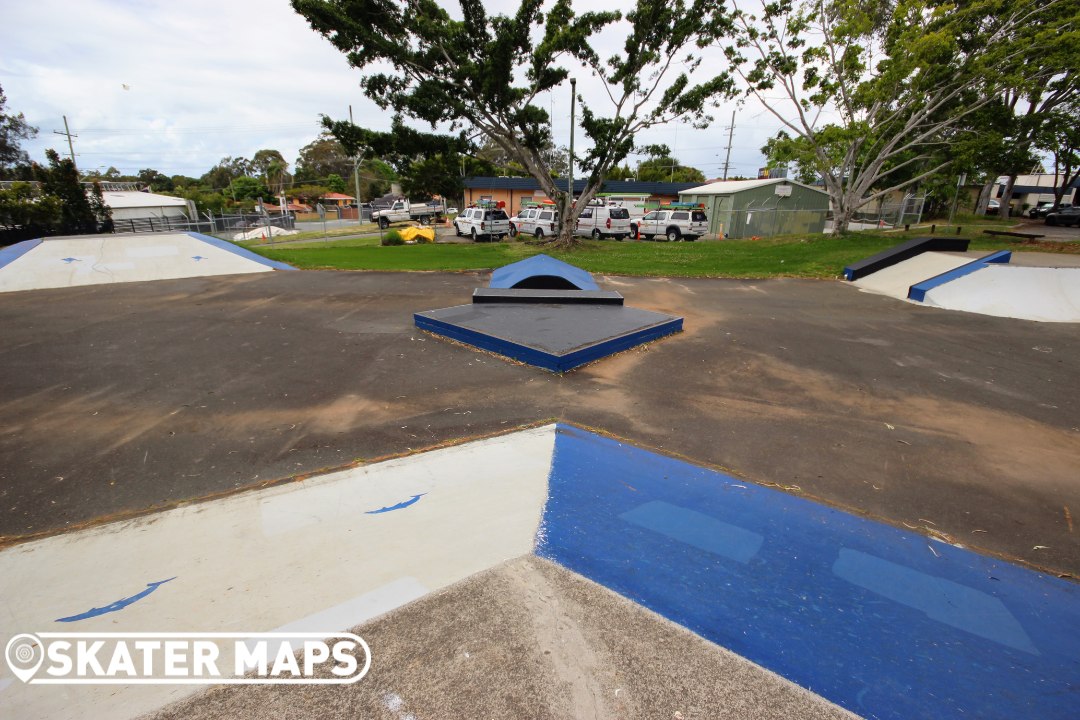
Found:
[726,0,1063,233]
[291,0,735,246]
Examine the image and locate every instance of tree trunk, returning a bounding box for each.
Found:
[998,174,1016,219]
[975,180,994,215]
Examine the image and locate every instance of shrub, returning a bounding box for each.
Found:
[381,230,404,246]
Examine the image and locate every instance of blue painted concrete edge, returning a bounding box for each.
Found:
[907,250,1011,302]
[0,238,44,271]
[186,232,296,271]
[414,312,682,372]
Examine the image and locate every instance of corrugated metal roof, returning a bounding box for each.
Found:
[463,177,701,195]
[682,178,828,195]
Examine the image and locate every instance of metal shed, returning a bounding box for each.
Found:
[679,178,830,238]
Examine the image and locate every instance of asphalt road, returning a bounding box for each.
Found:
[0,269,1077,577]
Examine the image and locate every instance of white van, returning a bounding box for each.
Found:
[510,206,559,238]
[454,207,510,241]
[638,207,709,241]
[574,205,632,240]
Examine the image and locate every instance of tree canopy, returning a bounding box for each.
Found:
[728,0,1069,231]
[292,0,736,244]
[0,84,38,178]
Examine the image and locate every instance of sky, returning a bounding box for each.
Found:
[0,0,785,185]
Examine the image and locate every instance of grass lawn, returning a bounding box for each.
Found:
[247,224,1077,280]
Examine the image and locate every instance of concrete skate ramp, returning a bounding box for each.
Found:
[853,251,978,300]
[842,236,970,280]
[922,265,1080,322]
[489,254,600,291]
[0,232,293,293]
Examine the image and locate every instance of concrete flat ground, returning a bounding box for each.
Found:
[1,269,1077,578]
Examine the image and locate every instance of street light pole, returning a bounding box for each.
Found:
[567,78,576,236]
[350,105,363,224]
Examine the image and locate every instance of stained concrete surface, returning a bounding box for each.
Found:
[146,556,858,720]
[0,269,1078,578]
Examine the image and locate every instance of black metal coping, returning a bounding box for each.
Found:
[472,288,625,305]
[843,237,971,281]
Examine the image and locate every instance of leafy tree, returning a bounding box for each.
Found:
[1034,101,1080,207]
[295,132,355,181]
[636,152,706,183]
[202,156,253,191]
[137,168,174,192]
[229,176,270,201]
[325,174,347,194]
[0,84,37,178]
[251,149,289,193]
[38,150,100,234]
[286,184,330,204]
[292,0,736,246]
[728,0,1063,232]
[23,150,111,235]
[0,181,61,233]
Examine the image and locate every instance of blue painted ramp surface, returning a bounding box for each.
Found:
[538,425,1080,720]
[489,254,600,290]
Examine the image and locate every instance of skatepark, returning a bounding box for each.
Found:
[1,233,1078,719]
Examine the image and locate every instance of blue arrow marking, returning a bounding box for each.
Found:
[365,493,426,515]
[192,255,207,261]
[61,257,81,264]
[56,577,177,622]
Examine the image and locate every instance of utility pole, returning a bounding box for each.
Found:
[721,111,735,180]
[54,115,78,169]
[567,78,576,227]
[349,105,363,221]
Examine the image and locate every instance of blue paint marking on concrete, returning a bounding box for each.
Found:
[907,250,1012,301]
[55,577,177,622]
[366,493,426,515]
[61,257,81,264]
[192,255,207,262]
[0,238,43,270]
[832,548,1037,655]
[620,501,763,564]
[537,424,1080,720]
[489,254,600,291]
[185,232,296,271]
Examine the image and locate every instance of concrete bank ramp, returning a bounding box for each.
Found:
[853,251,977,300]
[0,232,293,293]
[922,264,1080,322]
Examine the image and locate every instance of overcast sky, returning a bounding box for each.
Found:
[1,0,783,184]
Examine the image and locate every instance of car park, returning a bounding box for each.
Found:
[1045,206,1080,227]
[510,206,559,238]
[637,206,709,241]
[574,205,632,240]
[453,207,510,241]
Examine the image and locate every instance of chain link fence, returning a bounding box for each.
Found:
[110,212,296,237]
[718,208,829,239]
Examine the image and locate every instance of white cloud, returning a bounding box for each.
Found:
[0,0,780,182]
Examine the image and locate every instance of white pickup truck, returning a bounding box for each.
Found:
[370,198,446,228]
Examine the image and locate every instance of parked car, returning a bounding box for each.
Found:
[575,205,632,240]
[1033,202,1073,220]
[454,207,510,241]
[1027,201,1054,218]
[1045,206,1080,227]
[510,206,559,238]
[637,207,709,241]
[446,207,459,215]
